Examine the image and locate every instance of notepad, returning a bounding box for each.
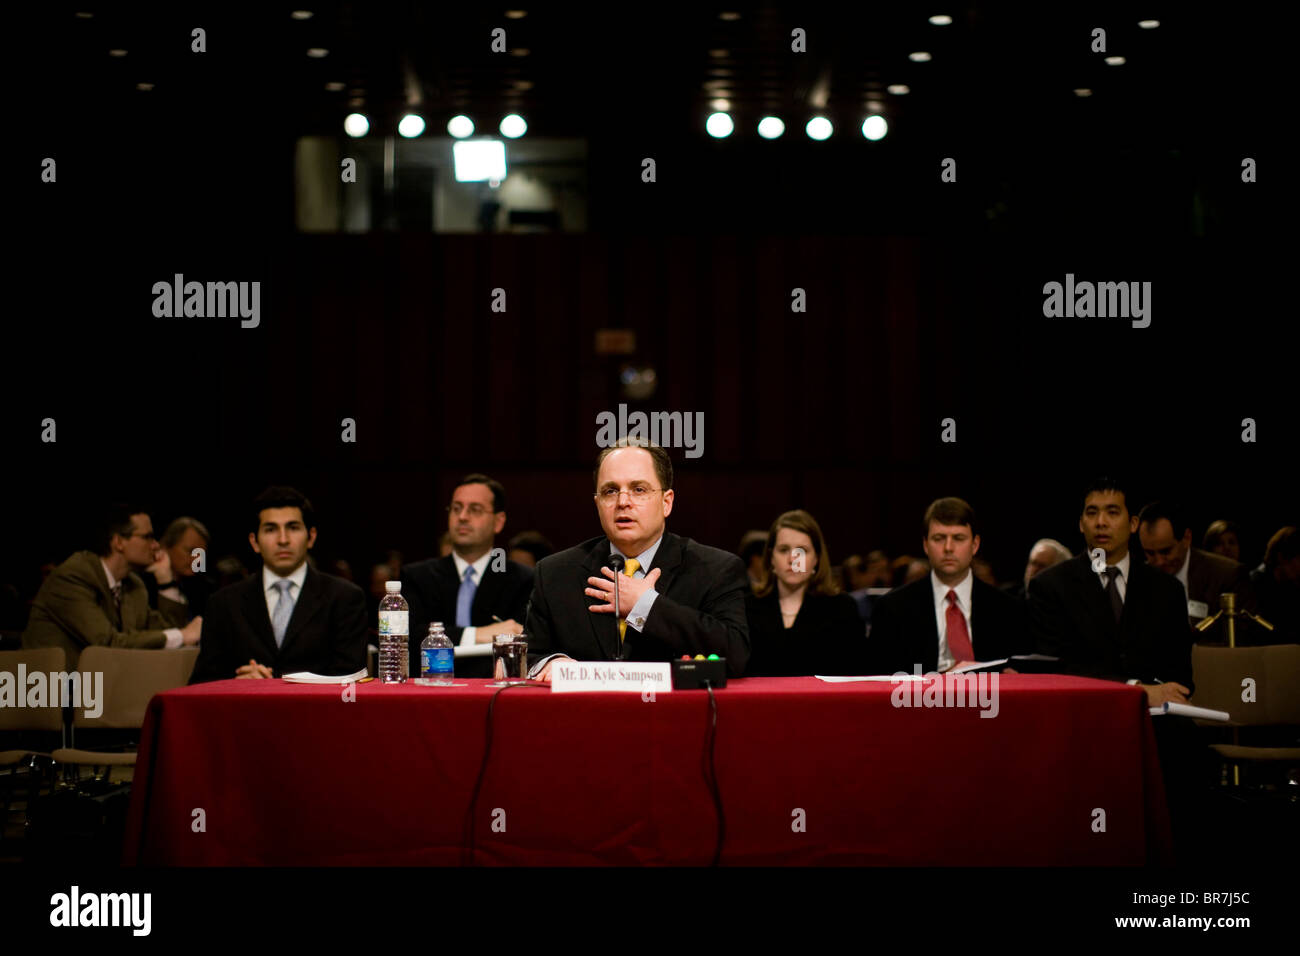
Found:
[282,668,369,684]
[1150,702,1231,721]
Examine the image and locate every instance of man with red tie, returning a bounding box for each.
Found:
[867,497,1027,674]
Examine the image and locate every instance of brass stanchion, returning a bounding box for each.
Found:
[1196,594,1274,786]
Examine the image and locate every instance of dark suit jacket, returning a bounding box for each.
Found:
[1186,548,1254,627]
[524,532,751,677]
[867,573,1029,675]
[400,554,534,677]
[744,589,864,677]
[1027,553,1194,690]
[22,550,187,669]
[189,565,367,683]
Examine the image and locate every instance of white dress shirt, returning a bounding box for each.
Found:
[931,569,974,672]
[1094,550,1131,602]
[262,561,309,629]
[103,559,183,649]
[451,550,495,646]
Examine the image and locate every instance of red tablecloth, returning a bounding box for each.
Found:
[122,675,1171,865]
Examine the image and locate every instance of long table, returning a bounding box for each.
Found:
[122,675,1172,865]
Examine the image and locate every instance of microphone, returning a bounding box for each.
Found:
[608,554,626,658]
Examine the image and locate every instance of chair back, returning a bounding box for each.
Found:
[0,647,68,732]
[69,646,199,728]
[1192,644,1300,725]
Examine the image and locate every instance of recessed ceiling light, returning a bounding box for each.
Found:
[513,80,533,91]
[887,84,910,95]
[709,49,728,58]
[75,11,94,18]
[1138,20,1159,29]
[1074,88,1093,97]
[705,112,734,138]
[806,116,833,140]
[909,51,931,62]
[510,48,530,57]
[711,98,731,110]
[349,97,364,107]
[1104,55,1125,65]
[325,81,345,91]
[928,15,952,26]
[306,48,329,58]
[290,10,313,20]
[344,113,369,137]
[136,82,154,91]
[447,115,474,138]
[757,116,785,139]
[719,11,740,21]
[108,49,128,57]
[505,9,528,18]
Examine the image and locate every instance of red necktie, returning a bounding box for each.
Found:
[945,589,974,662]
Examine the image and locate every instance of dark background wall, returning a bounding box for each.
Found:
[5,3,1292,608]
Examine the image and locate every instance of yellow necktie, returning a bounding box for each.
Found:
[617,558,640,642]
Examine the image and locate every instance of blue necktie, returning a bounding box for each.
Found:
[271,580,295,647]
[456,564,477,628]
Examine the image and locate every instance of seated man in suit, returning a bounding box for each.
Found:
[1137,500,1255,631]
[1002,538,1071,600]
[868,497,1027,675]
[1028,479,1194,704]
[190,486,367,683]
[401,474,534,678]
[525,438,750,681]
[23,503,201,668]
[138,516,216,621]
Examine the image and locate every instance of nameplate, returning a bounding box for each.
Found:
[1187,599,1209,619]
[550,661,673,694]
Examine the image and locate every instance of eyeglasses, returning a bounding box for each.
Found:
[447,503,494,518]
[595,486,662,506]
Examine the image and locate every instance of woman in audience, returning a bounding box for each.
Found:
[744,509,865,676]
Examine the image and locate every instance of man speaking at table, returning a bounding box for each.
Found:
[524,438,750,681]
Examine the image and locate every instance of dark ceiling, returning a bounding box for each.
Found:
[21,3,1281,235]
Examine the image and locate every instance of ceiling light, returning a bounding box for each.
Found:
[805,116,832,140]
[757,116,785,139]
[343,113,369,137]
[325,81,345,91]
[710,98,731,110]
[861,115,888,140]
[909,51,931,62]
[499,113,527,138]
[1138,20,1159,29]
[447,115,475,138]
[290,10,313,20]
[306,48,329,58]
[928,15,952,25]
[398,113,426,137]
[108,49,128,57]
[1104,56,1125,65]
[1073,88,1092,97]
[887,84,910,95]
[706,112,734,138]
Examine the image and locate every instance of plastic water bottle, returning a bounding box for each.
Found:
[378,581,409,683]
[421,622,454,685]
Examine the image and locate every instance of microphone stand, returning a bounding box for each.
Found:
[609,553,626,660]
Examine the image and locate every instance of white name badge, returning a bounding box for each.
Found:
[549,661,673,694]
[1187,599,1209,619]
